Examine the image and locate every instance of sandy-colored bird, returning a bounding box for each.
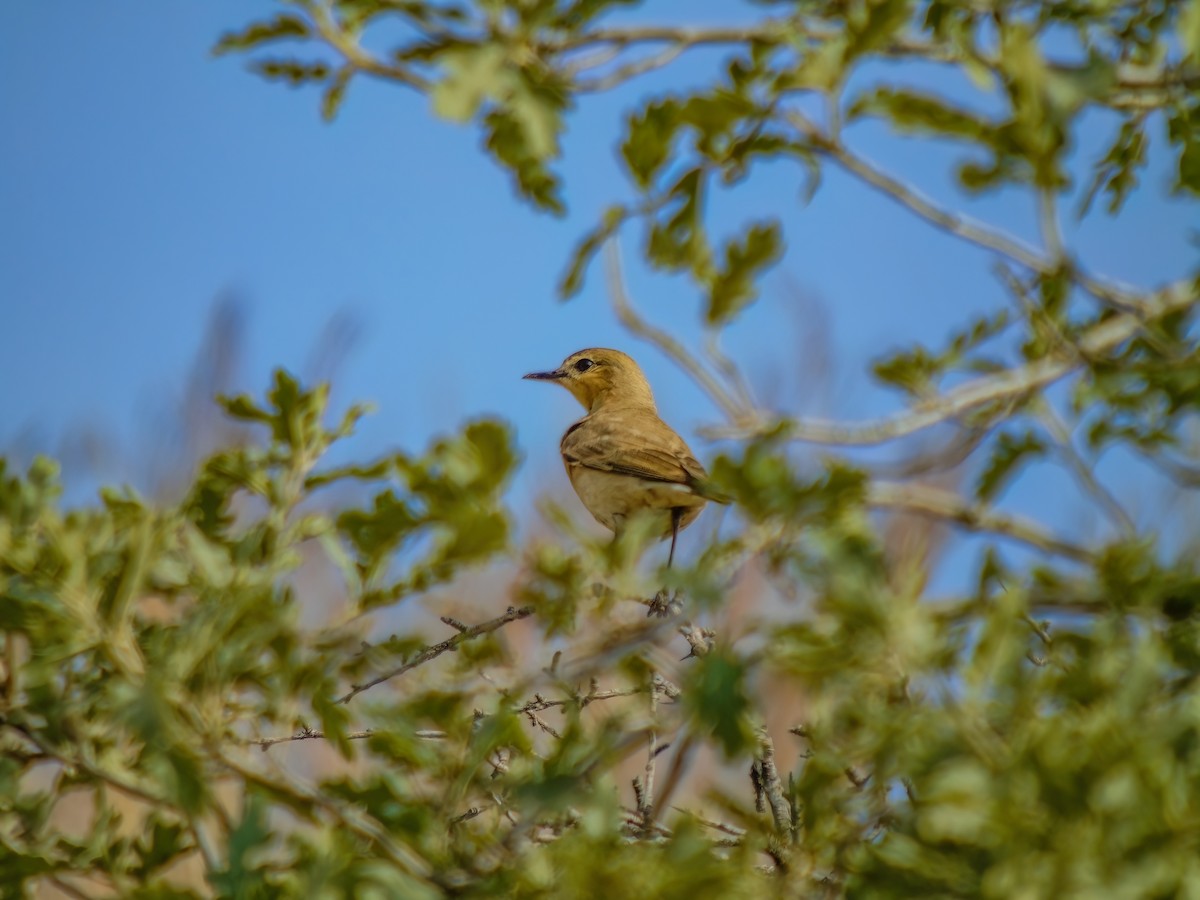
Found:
[524,348,716,566]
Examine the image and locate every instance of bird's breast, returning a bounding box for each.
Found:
[565,464,705,535]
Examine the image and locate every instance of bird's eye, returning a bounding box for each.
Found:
[574,358,594,373]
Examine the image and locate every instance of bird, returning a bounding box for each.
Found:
[524,348,717,567]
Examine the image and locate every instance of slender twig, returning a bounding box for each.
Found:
[606,242,749,422]
[451,803,492,825]
[253,728,449,749]
[576,45,685,92]
[1136,448,1200,487]
[874,426,994,478]
[554,20,1199,96]
[519,687,643,714]
[672,806,747,838]
[1037,188,1065,264]
[867,481,1092,561]
[255,728,376,749]
[786,110,1046,273]
[704,331,758,412]
[308,2,429,90]
[188,816,221,876]
[338,606,534,704]
[1037,406,1135,535]
[784,109,1142,312]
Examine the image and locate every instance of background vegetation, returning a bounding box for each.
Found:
[3,0,1199,896]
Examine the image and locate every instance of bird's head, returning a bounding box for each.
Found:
[524,348,656,412]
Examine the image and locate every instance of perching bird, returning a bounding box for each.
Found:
[524,348,717,566]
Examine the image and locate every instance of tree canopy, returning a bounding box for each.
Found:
[3,1,1200,897]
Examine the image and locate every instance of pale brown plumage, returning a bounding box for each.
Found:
[524,348,713,566]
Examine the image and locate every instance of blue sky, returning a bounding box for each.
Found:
[1,3,1195,578]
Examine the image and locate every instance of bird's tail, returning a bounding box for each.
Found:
[687,474,732,505]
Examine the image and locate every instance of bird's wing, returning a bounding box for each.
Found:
[561,409,708,487]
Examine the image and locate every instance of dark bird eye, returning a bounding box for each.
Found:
[574,358,594,373]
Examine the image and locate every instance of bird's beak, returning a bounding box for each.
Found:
[523,368,565,381]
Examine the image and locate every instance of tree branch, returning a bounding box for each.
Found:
[701,279,1196,445]
[750,728,793,838]
[867,481,1092,561]
[308,2,429,90]
[252,728,448,749]
[784,110,1140,312]
[606,242,751,423]
[1037,405,1135,535]
[337,606,534,704]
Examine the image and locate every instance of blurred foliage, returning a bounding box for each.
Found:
[4,0,1200,897]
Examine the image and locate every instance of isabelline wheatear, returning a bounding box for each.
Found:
[524,348,718,566]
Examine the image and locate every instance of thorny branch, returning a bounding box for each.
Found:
[337,605,534,704]
[252,727,447,749]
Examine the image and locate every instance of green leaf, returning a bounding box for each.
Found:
[212,14,309,56]
[209,792,273,898]
[1182,0,1200,62]
[684,647,754,758]
[558,205,627,298]
[706,221,782,325]
[622,100,681,190]
[1079,117,1148,216]
[321,66,353,121]
[974,430,1046,501]
[849,88,993,143]
[646,168,708,272]
[250,59,331,86]
[431,44,510,122]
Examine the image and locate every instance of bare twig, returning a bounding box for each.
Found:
[549,20,1199,110]
[672,806,747,838]
[519,686,644,715]
[786,110,1046,275]
[188,816,221,876]
[784,109,1141,312]
[606,243,750,423]
[450,803,492,826]
[650,731,698,823]
[1038,406,1135,535]
[1136,448,1200,487]
[338,606,534,704]
[256,728,375,749]
[874,426,995,478]
[576,45,685,92]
